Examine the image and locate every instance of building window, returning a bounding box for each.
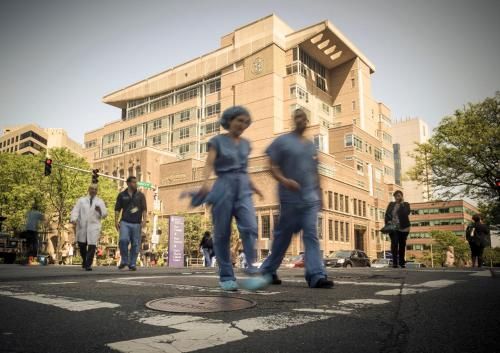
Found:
[290,85,309,102]
[129,126,138,136]
[322,103,330,115]
[362,201,366,217]
[153,119,162,130]
[179,143,190,154]
[313,134,324,151]
[127,141,137,150]
[356,161,364,174]
[339,195,344,212]
[375,148,382,162]
[152,135,162,146]
[335,221,339,241]
[199,142,209,153]
[15,136,19,142]
[346,223,350,242]
[328,191,333,209]
[180,127,190,139]
[206,79,221,94]
[316,74,326,91]
[352,100,356,111]
[344,134,353,147]
[202,121,220,135]
[351,78,355,88]
[354,136,363,150]
[353,198,358,215]
[205,102,221,117]
[334,193,339,210]
[261,215,271,239]
[345,196,349,213]
[180,110,191,122]
[176,87,198,103]
[318,217,323,239]
[85,140,97,149]
[328,219,333,241]
[384,166,394,177]
[340,222,345,242]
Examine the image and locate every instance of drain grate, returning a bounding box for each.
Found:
[145,296,256,313]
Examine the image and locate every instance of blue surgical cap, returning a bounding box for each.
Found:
[219,106,251,130]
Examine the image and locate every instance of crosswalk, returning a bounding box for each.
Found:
[0,269,492,353]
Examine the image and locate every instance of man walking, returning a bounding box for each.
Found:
[199,231,214,267]
[260,109,333,288]
[23,204,44,261]
[115,176,147,271]
[70,184,108,271]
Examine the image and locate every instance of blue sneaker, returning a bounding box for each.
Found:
[239,275,270,291]
[219,280,239,291]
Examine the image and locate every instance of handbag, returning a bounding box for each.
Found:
[381,223,399,234]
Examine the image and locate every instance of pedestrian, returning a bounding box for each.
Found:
[466,214,490,268]
[68,243,74,265]
[260,109,333,289]
[199,231,214,267]
[61,242,69,265]
[444,246,455,267]
[70,184,108,271]
[238,250,248,269]
[384,191,411,268]
[115,176,147,271]
[23,203,44,261]
[189,106,267,291]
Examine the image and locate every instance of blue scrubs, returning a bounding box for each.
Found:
[261,132,327,287]
[206,134,258,282]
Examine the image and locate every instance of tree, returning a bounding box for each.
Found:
[428,230,471,267]
[182,213,209,258]
[0,153,47,233]
[409,92,500,203]
[483,247,500,267]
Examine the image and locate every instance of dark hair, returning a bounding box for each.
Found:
[472,214,481,222]
[293,108,308,118]
[393,190,403,197]
[126,176,137,183]
[203,231,211,237]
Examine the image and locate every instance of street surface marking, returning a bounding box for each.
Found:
[293,308,352,315]
[469,271,492,277]
[375,280,457,296]
[41,281,78,285]
[339,299,390,306]
[0,289,120,311]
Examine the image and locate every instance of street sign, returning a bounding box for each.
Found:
[168,216,184,267]
[137,181,153,189]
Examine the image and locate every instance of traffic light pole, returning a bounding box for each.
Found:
[43,161,126,182]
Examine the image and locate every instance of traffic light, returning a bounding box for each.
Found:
[92,169,99,184]
[44,159,52,176]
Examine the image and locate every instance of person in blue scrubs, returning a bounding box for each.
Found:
[260,109,333,289]
[197,106,267,291]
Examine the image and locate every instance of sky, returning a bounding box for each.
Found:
[0,0,499,144]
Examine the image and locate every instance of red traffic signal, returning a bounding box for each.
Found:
[44,159,52,176]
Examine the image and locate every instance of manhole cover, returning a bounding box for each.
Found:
[145,296,256,313]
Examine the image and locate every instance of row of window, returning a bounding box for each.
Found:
[1,135,19,147]
[408,231,465,239]
[290,85,308,102]
[292,47,328,92]
[410,207,466,215]
[411,219,467,227]
[125,77,222,120]
[20,131,47,145]
[325,219,351,242]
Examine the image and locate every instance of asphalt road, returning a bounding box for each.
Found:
[0,265,498,353]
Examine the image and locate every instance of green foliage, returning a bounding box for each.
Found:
[0,153,46,232]
[478,201,500,225]
[409,92,500,203]
[483,247,500,267]
[181,213,210,257]
[430,230,471,267]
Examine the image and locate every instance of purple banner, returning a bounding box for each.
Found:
[168,216,185,267]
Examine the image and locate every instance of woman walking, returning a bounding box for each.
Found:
[384,191,411,268]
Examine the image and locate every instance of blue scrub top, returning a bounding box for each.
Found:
[265,133,320,204]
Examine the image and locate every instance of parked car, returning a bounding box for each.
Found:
[371,258,393,268]
[323,250,371,268]
[0,234,24,264]
[284,254,305,268]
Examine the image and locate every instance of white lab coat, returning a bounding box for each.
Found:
[70,195,108,245]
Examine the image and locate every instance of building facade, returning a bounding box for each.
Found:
[392,117,431,203]
[0,124,83,156]
[406,200,478,260]
[84,14,399,259]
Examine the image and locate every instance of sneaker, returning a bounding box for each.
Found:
[240,276,270,291]
[271,274,282,285]
[313,278,334,289]
[118,264,127,270]
[219,280,239,291]
[129,266,137,271]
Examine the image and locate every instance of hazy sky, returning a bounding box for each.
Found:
[1,0,499,143]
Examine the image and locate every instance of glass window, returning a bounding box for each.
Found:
[340,221,345,242]
[318,217,323,239]
[328,219,333,241]
[362,201,366,217]
[205,102,221,116]
[356,161,364,174]
[352,100,356,111]
[345,223,350,242]
[261,215,270,239]
[334,193,339,210]
[345,196,349,213]
[180,110,191,122]
[153,119,162,130]
[179,144,190,154]
[313,135,324,151]
[328,191,333,209]
[180,127,190,139]
[335,221,339,241]
[353,198,358,215]
[339,195,344,212]
[345,134,353,147]
[333,104,342,115]
[206,79,221,94]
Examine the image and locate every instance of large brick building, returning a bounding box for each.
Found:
[84,14,399,259]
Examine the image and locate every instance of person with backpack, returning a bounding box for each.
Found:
[466,214,490,268]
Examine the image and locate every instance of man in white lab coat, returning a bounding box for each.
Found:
[70,184,108,271]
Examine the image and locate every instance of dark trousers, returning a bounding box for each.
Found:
[469,243,484,267]
[23,230,39,257]
[390,231,409,267]
[78,242,96,269]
